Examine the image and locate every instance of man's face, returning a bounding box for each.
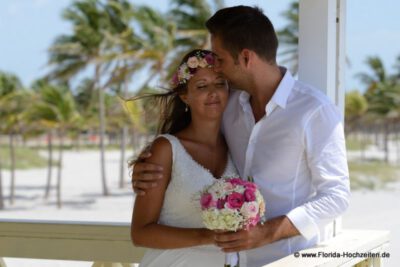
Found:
[210,35,242,88]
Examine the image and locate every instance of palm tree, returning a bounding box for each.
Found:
[74,78,100,147]
[345,90,368,135]
[47,0,118,196]
[131,5,177,87]
[358,56,400,162]
[165,0,223,78]
[169,0,214,49]
[0,91,30,205]
[32,79,61,199]
[0,71,25,206]
[0,153,3,209]
[29,84,80,208]
[358,56,388,96]
[1,71,22,209]
[277,1,299,75]
[105,91,132,188]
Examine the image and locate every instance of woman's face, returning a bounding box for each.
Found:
[181,67,229,120]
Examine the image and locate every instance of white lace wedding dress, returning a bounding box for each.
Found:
[139,134,246,267]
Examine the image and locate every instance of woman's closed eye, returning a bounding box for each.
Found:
[197,84,207,90]
[214,81,226,88]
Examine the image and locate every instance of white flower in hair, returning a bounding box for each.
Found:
[187,56,200,68]
[199,58,208,68]
[178,63,191,81]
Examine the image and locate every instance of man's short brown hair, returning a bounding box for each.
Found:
[206,5,278,64]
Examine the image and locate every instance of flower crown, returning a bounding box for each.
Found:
[169,51,216,88]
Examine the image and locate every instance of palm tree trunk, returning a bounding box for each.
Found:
[9,133,16,205]
[361,130,366,161]
[44,131,53,199]
[96,64,109,196]
[131,128,138,158]
[76,133,81,151]
[0,155,4,210]
[384,123,389,163]
[119,126,128,188]
[396,130,400,164]
[56,130,64,209]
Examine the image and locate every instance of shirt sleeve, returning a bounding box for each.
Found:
[286,103,351,240]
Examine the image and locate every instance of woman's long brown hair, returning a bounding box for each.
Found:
[129,49,215,135]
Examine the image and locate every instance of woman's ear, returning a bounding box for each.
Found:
[179,93,188,104]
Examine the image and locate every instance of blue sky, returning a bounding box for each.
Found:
[0,0,399,92]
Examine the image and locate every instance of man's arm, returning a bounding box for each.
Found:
[215,103,350,251]
[214,215,299,252]
[130,150,164,195]
[286,103,350,240]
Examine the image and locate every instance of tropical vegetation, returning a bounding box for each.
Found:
[1,0,400,210]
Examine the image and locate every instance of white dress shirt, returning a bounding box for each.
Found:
[222,68,350,267]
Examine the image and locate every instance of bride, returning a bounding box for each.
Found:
[130,49,244,266]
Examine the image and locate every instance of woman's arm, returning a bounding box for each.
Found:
[130,137,213,249]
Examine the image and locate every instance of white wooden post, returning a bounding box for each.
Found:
[298,0,347,239]
[298,0,346,115]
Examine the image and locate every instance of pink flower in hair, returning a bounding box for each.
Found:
[204,53,215,65]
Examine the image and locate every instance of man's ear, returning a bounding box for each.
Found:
[240,49,252,67]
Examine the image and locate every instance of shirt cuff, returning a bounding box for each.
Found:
[286,206,319,240]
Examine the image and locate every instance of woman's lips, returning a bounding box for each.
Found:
[205,101,220,106]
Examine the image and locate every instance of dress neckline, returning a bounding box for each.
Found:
[167,134,230,180]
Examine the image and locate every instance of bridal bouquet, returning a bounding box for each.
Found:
[198,177,266,267]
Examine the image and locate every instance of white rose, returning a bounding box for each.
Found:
[198,58,208,68]
[240,202,259,218]
[187,57,199,68]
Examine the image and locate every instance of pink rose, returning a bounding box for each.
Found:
[244,189,256,202]
[229,178,245,186]
[243,181,257,190]
[200,193,214,209]
[216,198,226,209]
[245,214,260,230]
[226,192,245,209]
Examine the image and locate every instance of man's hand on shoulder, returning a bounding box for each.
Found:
[131,143,165,196]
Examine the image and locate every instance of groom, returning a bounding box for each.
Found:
[131,5,350,267]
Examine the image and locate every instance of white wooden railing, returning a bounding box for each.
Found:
[0,219,389,267]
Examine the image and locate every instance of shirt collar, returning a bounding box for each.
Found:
[267,67,294,112]
[238,67,295,116]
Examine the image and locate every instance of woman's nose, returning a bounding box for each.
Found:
[208,87,218,96]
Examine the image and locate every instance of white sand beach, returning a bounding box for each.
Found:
[0,150,397,266]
